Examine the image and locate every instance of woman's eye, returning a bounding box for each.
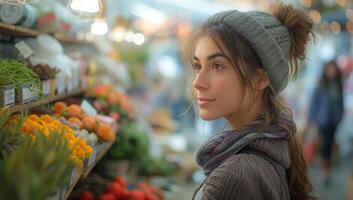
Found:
[213,63,224,71]
[193,63,202,72]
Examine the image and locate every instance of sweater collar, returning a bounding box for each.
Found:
[195,113,294,175]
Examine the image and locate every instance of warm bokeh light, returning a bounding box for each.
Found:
[330,21,341,34]
[309,10,321,24]
[346,21,353,34]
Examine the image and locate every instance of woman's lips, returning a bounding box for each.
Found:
[197,97,216,107]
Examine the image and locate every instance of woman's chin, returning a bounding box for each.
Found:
[199,111,220,121]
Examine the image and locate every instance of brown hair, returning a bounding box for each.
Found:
[183,4,315,200]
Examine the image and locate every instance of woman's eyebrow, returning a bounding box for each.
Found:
[193,52,231,61]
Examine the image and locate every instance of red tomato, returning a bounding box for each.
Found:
[129,190,145,200]
[114,176,128,188]
[79,191,94,200]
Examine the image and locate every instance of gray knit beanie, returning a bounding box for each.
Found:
[207,10,291,94]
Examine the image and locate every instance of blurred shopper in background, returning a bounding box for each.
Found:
[308,60,344,185]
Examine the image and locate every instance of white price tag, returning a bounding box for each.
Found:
[15,41,34,59]
[42,80,50,96]
[3,88,15,105]
[81,100,97,116]
[22,86,33,101]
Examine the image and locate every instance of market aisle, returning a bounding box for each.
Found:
[167,182,199,200]
[308,156,353,200]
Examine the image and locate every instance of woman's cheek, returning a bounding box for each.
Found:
[213,78,229,91]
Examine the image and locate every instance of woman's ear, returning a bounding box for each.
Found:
[254,69,270,90]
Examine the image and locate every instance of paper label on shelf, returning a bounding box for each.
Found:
[42,80,50,96]
[22,86,33,101]
[15,41,34,59]
[3,88,15,105]
[81,100,97,116]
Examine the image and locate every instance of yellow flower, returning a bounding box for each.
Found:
[84,145,93,156]
[40,114,53,123]
[28,115,39,121]
[51,120,61,127]
[42,128,50,136]
[76,147,85,159]
[20,114,95,169]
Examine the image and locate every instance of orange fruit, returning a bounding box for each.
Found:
[97,123,115,142]
[68,117,83,129]
[80,113,90,120]
[67,104,82,118]
[82,116,97,131]
[53,101,66,115]
[107,92,120,104]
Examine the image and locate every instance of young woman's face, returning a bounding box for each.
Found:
[192,35,249,121]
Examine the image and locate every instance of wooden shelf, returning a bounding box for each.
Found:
[83,141,114,178]
[0,22,90,44]
[0,22,39,37]
[64,141,114,200]
[0,88,84,114]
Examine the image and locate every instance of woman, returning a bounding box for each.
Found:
[308,60,344,184]
[183,4,315,200]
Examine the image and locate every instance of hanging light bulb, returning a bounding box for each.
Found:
[91,18,108,35]
[0,0,37,5]
[68,0,102,20]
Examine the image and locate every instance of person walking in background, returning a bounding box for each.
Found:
[308,60,344,185]
[183,4,315,200]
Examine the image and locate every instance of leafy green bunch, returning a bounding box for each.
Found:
[109,123,149,161]
[0,58,41,96]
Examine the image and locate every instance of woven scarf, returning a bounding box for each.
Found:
[196,113,295,176]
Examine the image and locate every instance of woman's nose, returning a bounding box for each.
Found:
[193,70,209,91]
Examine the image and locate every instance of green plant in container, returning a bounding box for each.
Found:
[0,58,41,104]
[0,110,26,159]
[0,129,74,200]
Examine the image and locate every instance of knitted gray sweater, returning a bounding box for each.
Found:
[200,137,290,200]
[194,114,294,200]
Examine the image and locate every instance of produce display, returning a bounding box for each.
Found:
[0,58,41,104]
[0,6,185,199]
[71,176,164,200]
[52,101,116,143]
[0,111,74,200]
[137,156,176,177]
[0,58,40,87]
[0,111,24,160]
[108,124,149,161]
[31,64,59,80]
[20,114,93,169]
[86,84,133,124]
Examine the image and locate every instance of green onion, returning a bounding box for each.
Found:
[0,58,41,95]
